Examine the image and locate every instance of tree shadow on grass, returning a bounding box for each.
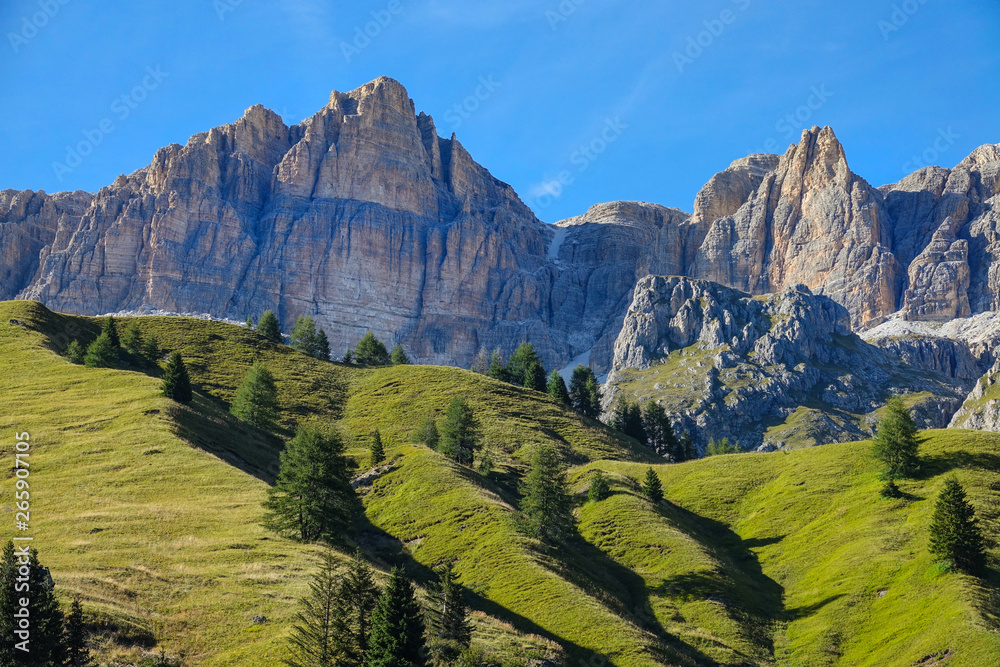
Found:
[914,450,1000,481]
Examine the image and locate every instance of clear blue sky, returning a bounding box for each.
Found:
[1,0,997,222]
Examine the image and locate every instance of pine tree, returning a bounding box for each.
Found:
[332,550,381,667]
[370,430,386,467]
[101,316,120,349]
[366,568,427,667]
[390,344,410,365]
[642,401,679,460]
[286,550,341,667]
[487,348,510,383]
[245,315,254,328]
[546,371,571,406]
[65,339,85,364]
[84,332,118,368]
[588,470,611,502]
[505,343,545,389]
[413,415,440,450]
[257,310,283,344]
[705,437,741,456]
[469,348,490,374]
[519,444,573,540]
[263,426,356,544]
[569,365,600,417]
[354,331,390,366]
[679,431,698,461]
[439,397,479,466]
[0,541,18,667]
[121,321,144,356]
[65,596,90,667]
[290,316,320,356]
[143,335,161,365]
[476,445,496,477]
[610,398,645,444]
[161,352,193,403]
[643,467,664,504]
[929,478,986,575]
[343,349,354,365]
[231,363,280,431]
[872,396,921,479]
[524,360,547,393]
[316,329,331,361]
[426,561,471,664]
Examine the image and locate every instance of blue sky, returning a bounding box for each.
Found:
[0,0,997,222]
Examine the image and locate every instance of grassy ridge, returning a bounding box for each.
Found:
[2,300,999,666]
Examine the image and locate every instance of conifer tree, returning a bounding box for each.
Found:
[286,550,341,667]
[524,360,547,393]
[257,310,283,344]
[643,467,663,504]
[413,415,440,450]
[84,332,118,368]
[546,370,571,406]
[354,332,390,366]
[506,342,543,387]
[487,348,510,383]
[231,363,280,431]
[929,478,986,575]
[439,397,478,466]
[245,315,254,328]
[370,430,386,467]
[101,316,120,349]
[426,561,471,664]
[520,444,573,540]
[642,401,679,460]
[469,348,490,374]
[366,568,427,667]
[161,352,193,403]
[65,339,85,364]
[343,349,354,365]
[143,335,161,365]
[569,365,600,417]
[588,470,611,502]
[65,596,90,667]
[872,396,921,479]
[263,426,356,544]
[679,431,697,461]
[705,437,741,456]
[315,329,331,361]
[332,550,381,667]
[0,546,66,665]
[610,398,645,444]
[121,321,144,356]
[290,316,319,356]
[390,344,410,365]
[0,541,18,667]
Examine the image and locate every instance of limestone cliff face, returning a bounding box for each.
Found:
[692,127,899,329]
[606,276,966,451]
[3,77,999,382]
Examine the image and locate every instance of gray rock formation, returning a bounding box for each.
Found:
[606,276,966,451]
[2,76,999,390]
[949,360,1000,431]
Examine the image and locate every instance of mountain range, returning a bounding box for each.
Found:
[3,75,999,446]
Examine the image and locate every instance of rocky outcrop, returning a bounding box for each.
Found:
[900,217,970,321]
[606,276,966,452]
[691,127,900,329]
[949,360,1000,431]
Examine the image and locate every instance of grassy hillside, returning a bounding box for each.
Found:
[2,300,999,666]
